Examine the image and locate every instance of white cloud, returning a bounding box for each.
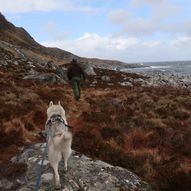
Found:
[41,21,69,40]
[41,32,191,62]
[132,0,181,18]
[109,10,128,25]
[108,10,158,36]
[42,33,138,55]
[0,0,99,13]
[108,0,188,36]
[123,18,157,36]
[142,40,161,48]
[162,21,191,36]
[144,0,181,22]
[171,36,191,46]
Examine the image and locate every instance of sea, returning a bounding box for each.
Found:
[123,60,191,76]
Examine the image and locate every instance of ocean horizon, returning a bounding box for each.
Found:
[123,60,191,75]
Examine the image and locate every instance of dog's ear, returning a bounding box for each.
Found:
[49,101,53,107]
[58,101,61,105]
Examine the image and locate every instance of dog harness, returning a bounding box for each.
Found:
[46,114,66,125]
[46,114,67,138]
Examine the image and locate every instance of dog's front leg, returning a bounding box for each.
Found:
[48,145,62,189]
[52,162,61,189]
[62,148,72,172]
[61,132,72,172]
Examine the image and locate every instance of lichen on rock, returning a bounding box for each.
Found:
[7,143,151,191]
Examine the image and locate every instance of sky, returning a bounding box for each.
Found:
[1,0,191,63]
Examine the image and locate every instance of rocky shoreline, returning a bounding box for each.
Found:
[121,69,191,89]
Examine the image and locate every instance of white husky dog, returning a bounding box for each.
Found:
[46,101,72,189]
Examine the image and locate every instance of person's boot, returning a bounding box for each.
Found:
[75,96,80,101]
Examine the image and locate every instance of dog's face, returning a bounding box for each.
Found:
[47,101,66,120]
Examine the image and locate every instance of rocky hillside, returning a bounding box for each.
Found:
[0,12,141,70]
[0,12,76,64]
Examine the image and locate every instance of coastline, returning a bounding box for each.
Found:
[121,68,191,90]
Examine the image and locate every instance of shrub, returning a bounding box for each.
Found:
[25,122,35,131]
[1,119,26,146]
[101,127,122,139]
[173,109,190,120]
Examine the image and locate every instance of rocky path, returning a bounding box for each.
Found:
[3,143,150,191]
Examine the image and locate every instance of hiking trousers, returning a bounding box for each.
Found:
[71,77,82,100]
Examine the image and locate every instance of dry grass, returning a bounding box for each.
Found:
[73,86,191,191]
[0,64,190,191]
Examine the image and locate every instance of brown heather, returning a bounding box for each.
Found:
[0,66,191,191]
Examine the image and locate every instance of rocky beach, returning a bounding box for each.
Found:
[133,70,191,89]
[120,61,191,89]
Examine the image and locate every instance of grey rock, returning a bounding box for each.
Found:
[41,173,53,182]
[43,60,58,70]
[27,68,38,75]
[14,61,19,65]
[27,61,36,68]
[119,81,133,86]
[0,179,14,189]
[127,71,191,89]
[23,73,66,84]
[0,60,7,66]
[84,64,96,76]
[56,66,68,79]
[7,143,150,191]
[91,80,97,85]
[133,78,145,84]
[14,47,26,58]
[77,61,96,76]
[101,75,111,82]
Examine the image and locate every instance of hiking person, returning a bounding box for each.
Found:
[67,59,86,100]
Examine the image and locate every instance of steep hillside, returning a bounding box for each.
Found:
[0,13,76,65]
[0,12,140,69]
[0,13,38,47]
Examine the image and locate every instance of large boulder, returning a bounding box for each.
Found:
[8,143,151,191]
[79,62,96,76]
[84,64,96,76]
[23,73,66,84]
[56,66,68,80]
[101,75,111,82]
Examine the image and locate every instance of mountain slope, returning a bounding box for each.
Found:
[0,12,142,69]
[0,13,110,66]
[0,13,39,48]
[0,12,79,64]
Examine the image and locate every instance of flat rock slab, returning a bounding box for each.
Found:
[8,143,151,191]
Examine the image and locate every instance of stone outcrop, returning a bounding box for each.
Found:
[23,73,66,84]
[0,41,68,83]
[134,71,191,89]
[8,143,150,191]
[116,68,191,89]
[81,63,96,76]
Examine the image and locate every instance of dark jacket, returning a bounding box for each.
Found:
[67,63,86,80]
